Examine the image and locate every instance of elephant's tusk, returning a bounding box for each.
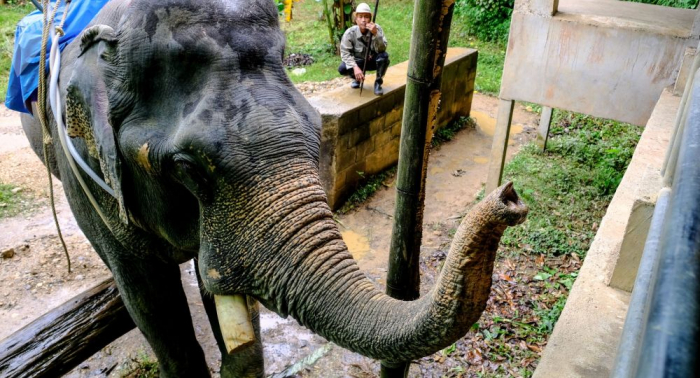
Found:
[214,294,256,354]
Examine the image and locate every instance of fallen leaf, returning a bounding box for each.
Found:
[536,254,545,266]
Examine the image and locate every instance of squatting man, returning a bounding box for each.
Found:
[337,2,390,96]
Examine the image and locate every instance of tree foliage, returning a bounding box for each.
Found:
[454,0,514,44]
[624,0,698,8]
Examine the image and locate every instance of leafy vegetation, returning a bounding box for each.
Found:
[454,0,514,44]
[0,3,34,101]
[623,0,698,8]
[121,357,159,378]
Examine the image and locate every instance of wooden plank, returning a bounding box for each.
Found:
[536,106,554,151]
[0,278,135,378]
[485,99,515,194]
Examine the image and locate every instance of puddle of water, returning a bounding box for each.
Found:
[473,156,489,164]
[341,230,371,260]
[471,110,523,137]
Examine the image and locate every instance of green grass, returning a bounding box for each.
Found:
[0,182,28,219]
[0,3,34,102]
[282,0,506,95]
[499,111,643,257]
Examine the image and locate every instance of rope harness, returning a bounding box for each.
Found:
[38,0,117,272]
[38,0,70,272]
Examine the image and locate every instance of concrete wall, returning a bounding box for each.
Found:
[307,48,477,210]
[501,0,699,126]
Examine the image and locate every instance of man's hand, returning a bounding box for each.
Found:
[367,22,378,35]
[353,65,365,82]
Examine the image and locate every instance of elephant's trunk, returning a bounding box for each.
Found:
[200,161,527,362]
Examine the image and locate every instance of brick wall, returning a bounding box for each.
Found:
[308,48,478,210]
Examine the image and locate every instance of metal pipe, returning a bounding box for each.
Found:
[610,188,671,378]
[636,70,700,378]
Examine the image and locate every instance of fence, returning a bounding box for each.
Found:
[611,52,700,378]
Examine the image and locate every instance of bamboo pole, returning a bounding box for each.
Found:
[382,0,456,377]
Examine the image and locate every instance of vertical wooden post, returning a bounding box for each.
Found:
[536,106,553,151]
[485,99,515,194]
[382,0,455,376]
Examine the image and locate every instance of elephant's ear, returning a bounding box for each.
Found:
[66,25,128,224]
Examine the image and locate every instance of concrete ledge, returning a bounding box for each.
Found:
[533,89,679,377]
[308,48,477,209]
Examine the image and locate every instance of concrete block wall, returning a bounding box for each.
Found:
[308,48,477,210]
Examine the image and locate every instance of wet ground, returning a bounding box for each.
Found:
[0,87,538,377]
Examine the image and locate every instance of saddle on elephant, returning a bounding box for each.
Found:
[5,0,110,115]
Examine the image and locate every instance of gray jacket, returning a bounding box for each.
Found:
[340,25,388,69]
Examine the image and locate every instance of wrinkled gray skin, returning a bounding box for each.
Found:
[21,0,528,377]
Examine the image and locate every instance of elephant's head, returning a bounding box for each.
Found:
[65,0,528,363]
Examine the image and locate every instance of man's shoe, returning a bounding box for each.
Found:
[374,81,384,96]
[351,80,360,89]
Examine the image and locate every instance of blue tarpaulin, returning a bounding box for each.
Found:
[5,0,110,114]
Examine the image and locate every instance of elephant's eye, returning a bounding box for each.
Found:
[172,156,211,203]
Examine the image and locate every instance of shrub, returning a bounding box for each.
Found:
[624,0,698,8]
[454,0,514,44]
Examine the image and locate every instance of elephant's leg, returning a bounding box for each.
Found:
[109,256,211,378]
[195,260,264,378]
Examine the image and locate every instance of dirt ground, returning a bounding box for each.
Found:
[0,80,539,377]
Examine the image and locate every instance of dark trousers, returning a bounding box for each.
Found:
[338,52,390,84]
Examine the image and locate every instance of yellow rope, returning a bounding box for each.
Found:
[38,0,72,273]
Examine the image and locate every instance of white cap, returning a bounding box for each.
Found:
[355,3,372,15]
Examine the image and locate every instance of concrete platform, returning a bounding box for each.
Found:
[533,89,679,377]
[307,48,478,209]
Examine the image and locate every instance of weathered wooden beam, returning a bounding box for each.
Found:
[0,278,135,378]
[485,98,515,194]
[536,106,554,152]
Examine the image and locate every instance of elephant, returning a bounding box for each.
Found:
[20,0,529,376]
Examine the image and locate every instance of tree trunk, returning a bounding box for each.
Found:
[383,0,456,376]
[0,278,135,378]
